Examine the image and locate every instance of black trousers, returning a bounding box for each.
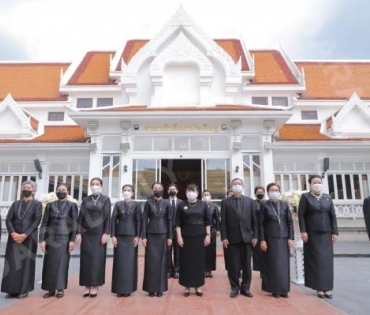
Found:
[167,230,179,275]
[226,242,252,292]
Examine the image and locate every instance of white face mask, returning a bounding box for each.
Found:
[202,196,211,203]
[187,192,198,200]
[311,183,323,193]
[122,191,132,200]
[269,191,281,201]
[232,185,243,193]
[91,185,101,194]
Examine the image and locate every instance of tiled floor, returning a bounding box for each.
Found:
[1,256,345,315]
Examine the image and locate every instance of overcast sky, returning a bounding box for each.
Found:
[0,0,369,62]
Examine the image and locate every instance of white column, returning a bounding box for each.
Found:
[261,133,275,185]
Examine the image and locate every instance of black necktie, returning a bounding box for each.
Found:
[172,199,175,209]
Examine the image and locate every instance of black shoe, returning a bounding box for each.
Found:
[123,293,131,297]
[5,294,17,299]
[280,293,289,298]
[83,293,90,298]
[173,273,179,279]
[324,292,333,299]
[272,293,280,298]
[117,294,124,297]
[56,290,64,298]
[317,292,325,299]
[183,290,190,297]
[240,290,253,298]
[149,292,156,297]
[195,290,203,297]
[43,291,55,298]
[208,272,213,278]
[230,290,239,298]
[17,293,28,299]
[157,292,163,297]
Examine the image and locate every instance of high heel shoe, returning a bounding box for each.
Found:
[183,288,190,297]
[324,291,333,299]
[317,291,325,299]
[90,287,99,298]
[83,287,91,298]
[195,288,203,297]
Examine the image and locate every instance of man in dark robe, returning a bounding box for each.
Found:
[1,180,43,299]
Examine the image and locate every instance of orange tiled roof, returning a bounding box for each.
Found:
[295,62,370,99]
[250,50,298,84]
[67,52,116,85]
[0,63,70,101]
[0,126,88,143]
[276,124,370,141]
[92,104,282,112]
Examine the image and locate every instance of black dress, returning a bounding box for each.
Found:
[1,199,43,295]
[77,194,111,287]
[298,192,338,291]
[205,202,220,272]
[39,200,78,291]
[142,198,172,293]
[176,200,211,287]
[253,199,264,271]
[111,200,142,295]
[259,200,294,295]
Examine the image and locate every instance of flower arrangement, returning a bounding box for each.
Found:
[38,192,77,209]
[280,190,306,213]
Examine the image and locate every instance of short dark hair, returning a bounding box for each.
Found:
[231,178,244,186]
[186,183,199,192]
[266,182,280,192]
[308,174,322,184]
[56,182,69,191]
[168,183,178,190]
[202,189,211,196]
[90,177,103,186]
[254,186,265,194]
[151,182,164,189]
[122,184,134,192]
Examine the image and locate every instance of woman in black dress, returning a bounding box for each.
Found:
[260,183,294,298]
[111,184,142,297]
[39,183,78,298]
[202,190,220,278]
[76,177,111,298]
[142,182,172,297]
[1,180,42,299]
[253,186,265,276]
[299,174,338,299]
[176,183,211,297]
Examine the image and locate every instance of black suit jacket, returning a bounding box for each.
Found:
[141,198,172,238]
[167,198,183,229]
[220,195,258,244]
[111,201,142,237]
[298,192,338,234]
[259,200,294,241]
[363,196,370,240]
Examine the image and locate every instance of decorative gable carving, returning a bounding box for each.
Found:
[326,92,370,138]
[0,94,38,139]
[119,6,244,105]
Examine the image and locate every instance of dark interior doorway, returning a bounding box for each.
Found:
[161,159,202,200]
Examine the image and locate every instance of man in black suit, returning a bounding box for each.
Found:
[167,183,182,279]
[221,178,258,298]
[363,196,370,240]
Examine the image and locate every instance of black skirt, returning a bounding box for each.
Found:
[42,235,70,291]
[112,235,138,294]
[205,231,217,271]
[142,233,168,293]
[79,229,107,286]
[1,232,38,294]
[261,237,290,294]
[304,231,334,291]
[179,234,206,287]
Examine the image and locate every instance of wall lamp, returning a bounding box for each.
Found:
[322,157,329,178]
[124,165,128,172]
[133,124,140,130]
[221,124,227,130]
[235,165,240,173]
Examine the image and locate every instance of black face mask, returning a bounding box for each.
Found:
[153,190,163,198]
[256,194,265,200]
[168,191,177,197]
[56,192,67,200]
[22,190,32,197]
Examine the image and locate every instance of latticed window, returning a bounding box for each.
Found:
[102,155,121,199]
[242,154,262,197]
[203,159,230,200]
